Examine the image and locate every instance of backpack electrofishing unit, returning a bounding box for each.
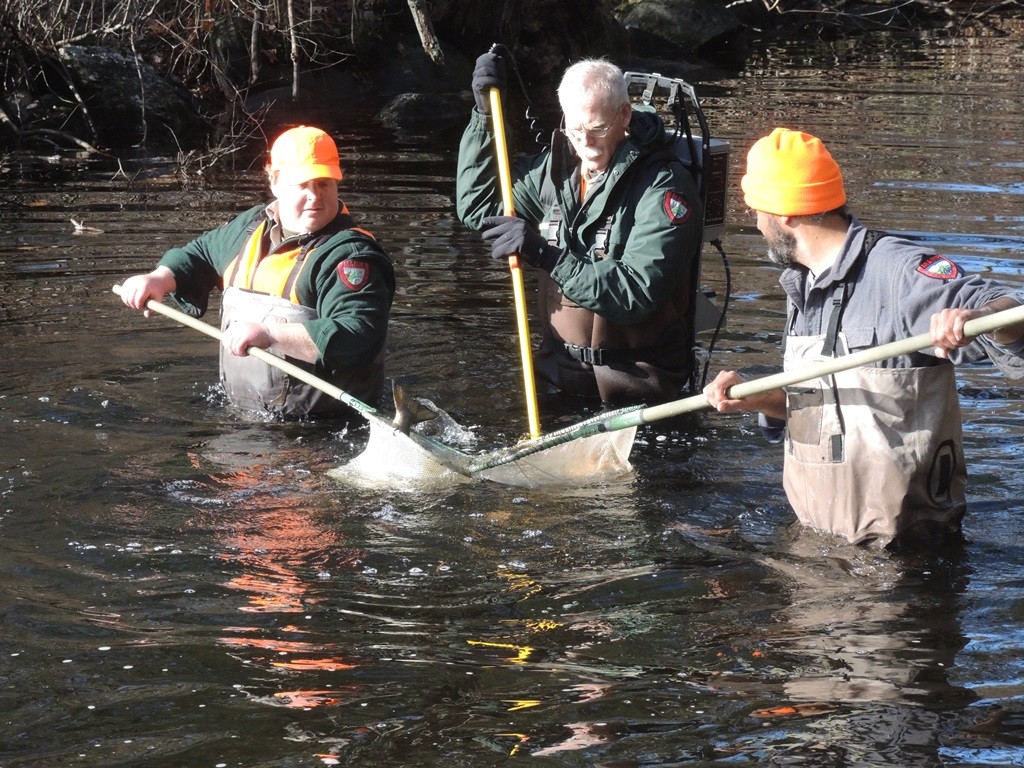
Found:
[497,43,732,390]
[622,71,731,373]
[623,72,729,243]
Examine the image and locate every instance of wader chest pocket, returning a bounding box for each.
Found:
[785,384,823,445]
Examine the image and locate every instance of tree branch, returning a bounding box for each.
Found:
[407,0,444,66]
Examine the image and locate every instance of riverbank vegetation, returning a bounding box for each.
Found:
[1,0,1020,161]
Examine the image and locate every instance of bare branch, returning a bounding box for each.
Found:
[407,0,444,67]
[21,126,105,152]
[287,0,299,99]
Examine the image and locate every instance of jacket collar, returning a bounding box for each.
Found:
[262,201,355,249]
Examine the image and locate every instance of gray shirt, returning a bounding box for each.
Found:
[778,216,1024,377]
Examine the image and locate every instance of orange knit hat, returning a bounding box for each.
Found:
[268,126,343,186]
[741,128,845,215]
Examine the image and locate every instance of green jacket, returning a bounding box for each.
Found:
[457,104,704,402]
[158,203,395,378]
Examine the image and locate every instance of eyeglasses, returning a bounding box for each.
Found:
[560,123,614,141]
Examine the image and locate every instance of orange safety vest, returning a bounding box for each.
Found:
[223,214,376,302]
[223,220,312,303]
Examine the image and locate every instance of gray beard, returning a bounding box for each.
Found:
[767,246,794,268]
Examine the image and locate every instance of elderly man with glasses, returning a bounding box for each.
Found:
[456,54,705,405]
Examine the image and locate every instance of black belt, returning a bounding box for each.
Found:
[563,343,663,367]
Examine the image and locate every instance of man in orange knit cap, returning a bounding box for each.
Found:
[120,125,395,419]
[704,127,1024,549]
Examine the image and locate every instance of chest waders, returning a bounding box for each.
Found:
[219,221,384,419]
[536,157,698,404]
[526,72,732,405]
[783,249,966,548]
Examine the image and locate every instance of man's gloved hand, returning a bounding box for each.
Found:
[471,52,506,115]
[481,215,560,272]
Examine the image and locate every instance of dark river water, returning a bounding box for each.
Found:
[4,28,1024,768]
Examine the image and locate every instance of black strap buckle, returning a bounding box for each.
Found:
[565,343,604,366]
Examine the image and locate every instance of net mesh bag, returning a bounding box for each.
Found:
[328,418,473,490]
[474,427,636,487]
[330,418,636,490]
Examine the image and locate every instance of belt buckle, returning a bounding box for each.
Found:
[566,343,603,366]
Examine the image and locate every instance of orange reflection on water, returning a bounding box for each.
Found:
[271,656,356,672]
[219,636,322,653]
[273,690,349,708]
[192,460,369,690]
[221,561,316,614]
[219,633,357,672]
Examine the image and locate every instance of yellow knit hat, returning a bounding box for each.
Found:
[268,126,343,186]
[741,128,845,215]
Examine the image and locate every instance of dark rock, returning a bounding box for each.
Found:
[371,37,472,102]
[58,45,209,148]
[377,92,467,135]
[615,0,746,65]
[238,68,380,137]
[431,0,630,85]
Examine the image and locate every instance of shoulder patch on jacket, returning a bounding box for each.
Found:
[916,254,961,280]
[663,191,691,225]
[338,259,371,291]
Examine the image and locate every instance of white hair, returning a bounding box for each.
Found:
[557,59,629,113]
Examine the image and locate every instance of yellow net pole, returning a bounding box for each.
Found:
[490,86,541,438]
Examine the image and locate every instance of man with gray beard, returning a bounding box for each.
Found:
[704,127,1024,550]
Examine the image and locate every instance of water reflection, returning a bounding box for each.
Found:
[744,543,975,765]
[181,432,367,707]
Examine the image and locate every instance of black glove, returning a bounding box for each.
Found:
[480,215,560,272]
[471,52,506,115]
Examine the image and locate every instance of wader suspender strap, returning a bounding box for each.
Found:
[823,283,847,356]
[280,241,316,303]
[224,251,244,287]
[541,204,613,258]
[782,304,794,356]
[224,217,269,288]
[824,229,890,355]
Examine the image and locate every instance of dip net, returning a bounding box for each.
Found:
[330,417,474,490]
[473,427,635,487]
[330,409,637,490]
